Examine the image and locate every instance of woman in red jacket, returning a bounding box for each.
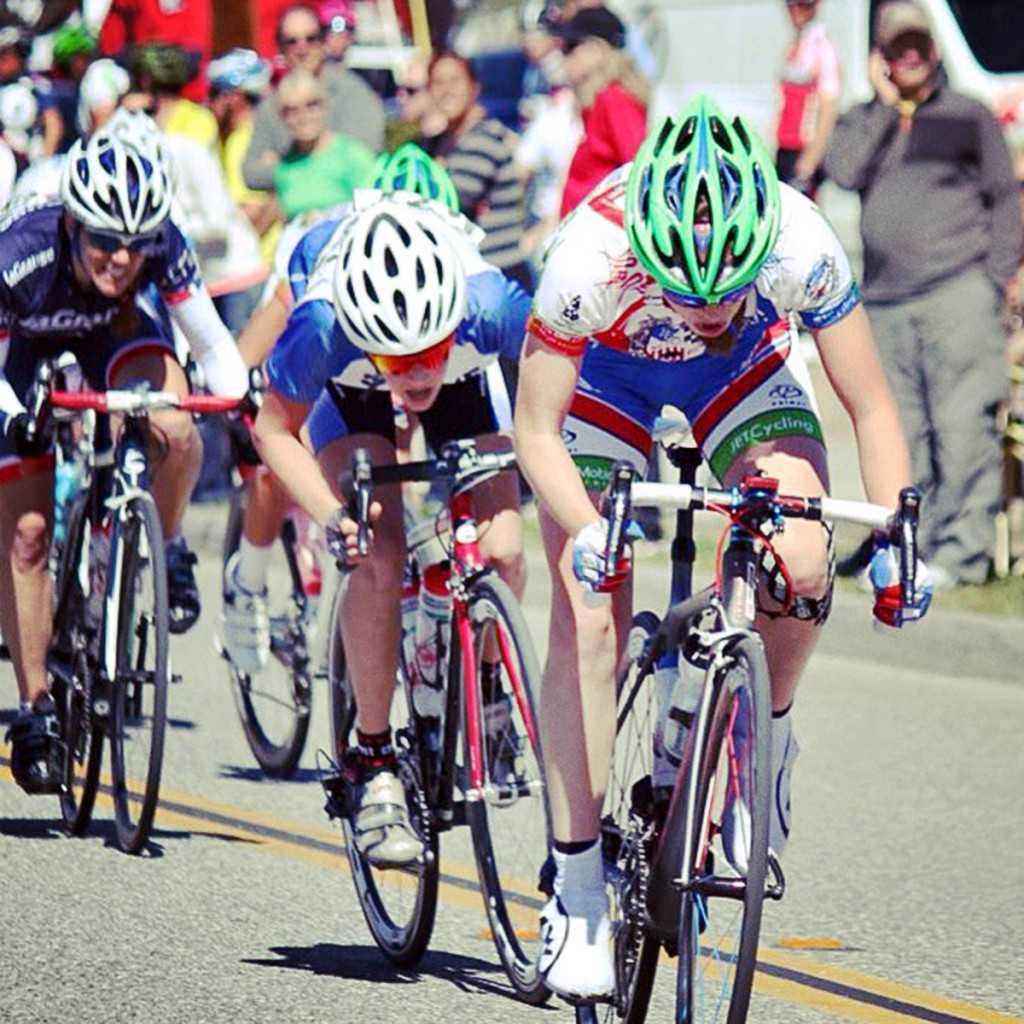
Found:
[552,5,650,216]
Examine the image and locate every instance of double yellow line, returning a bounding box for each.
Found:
[2,757,1020,1024]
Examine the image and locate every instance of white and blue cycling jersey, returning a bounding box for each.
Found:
[265,196,533,410]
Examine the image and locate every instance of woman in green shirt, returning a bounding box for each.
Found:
[274,68,376,220]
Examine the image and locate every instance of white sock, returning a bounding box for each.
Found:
[236,537,273,594]
[552,843,606,917]
[771,710,795,782]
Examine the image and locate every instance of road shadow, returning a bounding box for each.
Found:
[243,943,552,1005]
[219,764,321,785]
[0,816,73,840]
[166,716,197,731]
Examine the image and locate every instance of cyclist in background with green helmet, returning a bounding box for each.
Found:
[514,93,934,1000]
[47,20,98,154]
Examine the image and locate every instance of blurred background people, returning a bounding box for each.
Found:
[273,66,376,220]
[98,0,212,103]
[43,19,98,155]
[126,41,217,147]
[550,4,649,216]
[206,48,281,264]
[826,0,1022,588]
[423,50,529,290]
[775,0,841,197]
[242,2,384,192]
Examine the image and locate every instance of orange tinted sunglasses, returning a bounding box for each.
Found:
[368,334,455,377]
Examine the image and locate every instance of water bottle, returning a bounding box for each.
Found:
[87,521,111,633]
[653,646,706,789]
[413,560,451,717]
[53,460,82,547]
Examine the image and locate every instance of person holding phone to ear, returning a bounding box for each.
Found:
[826,0,1022,589]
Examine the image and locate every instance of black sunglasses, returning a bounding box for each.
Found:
[85,228,159,254]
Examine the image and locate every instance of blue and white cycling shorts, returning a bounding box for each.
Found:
[564,324,824,490]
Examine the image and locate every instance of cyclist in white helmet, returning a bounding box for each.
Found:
[0,109,248,794]
[249,191,531,865]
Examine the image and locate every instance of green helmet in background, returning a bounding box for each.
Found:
[624,94,781,303]
[52,22,97,66]
[371,143,461,214]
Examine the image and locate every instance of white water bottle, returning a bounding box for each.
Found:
[656,648,705,785]
[413,561,450,717]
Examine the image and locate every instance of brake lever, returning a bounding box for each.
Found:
[603,460,635,578]
[25,361,54,448]
[350,448,372,558]
[896,487,921,610]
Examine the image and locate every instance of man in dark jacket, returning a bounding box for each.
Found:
[826,0,1022,587]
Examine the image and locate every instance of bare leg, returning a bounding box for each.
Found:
[317,434,405,736]
[0,469,54,705]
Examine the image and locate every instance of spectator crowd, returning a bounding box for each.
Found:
[0,0,1020,584]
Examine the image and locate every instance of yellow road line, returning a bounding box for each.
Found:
[2,759,1020,1024]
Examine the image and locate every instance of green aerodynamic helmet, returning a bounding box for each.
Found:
[624,94,781,303]
[371,143,461,214]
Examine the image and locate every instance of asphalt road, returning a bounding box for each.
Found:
[1,498,1022,1024]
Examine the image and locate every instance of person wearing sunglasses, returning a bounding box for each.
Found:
[514,93,934,1000]
[0,109,248,795]
[241,192,531,865]
[241,3,384,194]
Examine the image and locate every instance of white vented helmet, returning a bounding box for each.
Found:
[331,201,467,356]
[60,109,172,235]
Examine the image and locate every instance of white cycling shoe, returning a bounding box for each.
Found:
[539,894,615,1001]
[721,717,799,874]
[222,553,270,675]
[353,769,425,869]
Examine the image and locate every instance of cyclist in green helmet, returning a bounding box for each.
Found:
[371,142,461,213]
[514,93,933,1001]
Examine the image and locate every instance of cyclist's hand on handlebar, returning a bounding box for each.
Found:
[5,412,49,457]
[324,502,382,566]
[869,540,934,628]
[573,518,634,593]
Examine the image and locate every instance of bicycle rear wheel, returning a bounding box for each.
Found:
[327,578,439,965]
[109,494,169,855]
[587,609,663,1024]
[223,497,312,777]
[673,635,771,1024]
[52,492,103,834]
[458,573,551,1004]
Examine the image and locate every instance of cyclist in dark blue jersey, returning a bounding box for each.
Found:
[0,109,248,795]
[236,192,530,866]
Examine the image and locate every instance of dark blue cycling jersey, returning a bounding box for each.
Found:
[0,201,203,435]
[265,213,533,406]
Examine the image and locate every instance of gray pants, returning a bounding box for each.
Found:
[867,268,1004,585]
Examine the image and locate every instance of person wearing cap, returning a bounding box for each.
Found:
[826,0,1022,588]
[207,48,282,262]
[774,0,840,197]
[549,4,650,216]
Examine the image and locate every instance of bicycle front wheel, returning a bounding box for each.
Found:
[223,497,312,777]
[458,573,551,1004]
[52,491,104,834]
[109,494,169,855]
[673,635,771,1024]
[327,577,439,966]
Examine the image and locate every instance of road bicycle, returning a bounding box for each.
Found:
[220,402,331,778]
[26,360,239,853]
[324,438,552,1002]
[577,434,921,1024]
